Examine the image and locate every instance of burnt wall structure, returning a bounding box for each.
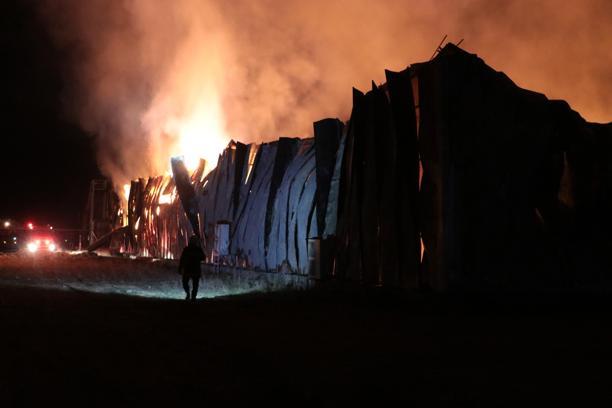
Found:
[116,44,612,290]
[84,178,122,246]
[333,79,420,288]
[199,138,321,274]
[414,44,612,290]
[124,177,190,259]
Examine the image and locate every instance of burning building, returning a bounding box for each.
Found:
[106,44,612,290]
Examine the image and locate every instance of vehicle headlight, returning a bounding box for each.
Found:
[27,242,38,253]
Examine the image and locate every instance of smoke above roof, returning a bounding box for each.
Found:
[39,0,612,185]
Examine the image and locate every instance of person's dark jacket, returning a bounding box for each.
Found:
[179,245,205,276]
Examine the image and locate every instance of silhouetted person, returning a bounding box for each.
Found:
[179,235,205,301]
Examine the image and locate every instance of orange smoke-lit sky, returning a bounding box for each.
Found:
[39,0,612,185]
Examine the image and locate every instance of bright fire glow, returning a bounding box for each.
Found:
[159,189,176,205]
[123,184,131,201]
[172,113,225,172]
[159,194,172,204]
[139,26,230,177]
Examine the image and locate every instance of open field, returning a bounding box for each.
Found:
[1,253,611,405]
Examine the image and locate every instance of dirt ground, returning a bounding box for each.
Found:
[1,253,611,406]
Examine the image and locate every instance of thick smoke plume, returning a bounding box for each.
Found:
[39,0,612,187]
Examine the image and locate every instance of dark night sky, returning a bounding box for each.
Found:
[0,0,101,228]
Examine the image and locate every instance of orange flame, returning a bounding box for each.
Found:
[159,188,176,205]
[123,184,131,201]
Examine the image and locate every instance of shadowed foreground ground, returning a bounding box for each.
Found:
[1,256,612,406]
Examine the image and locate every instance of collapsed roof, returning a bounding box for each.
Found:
[115,44,612,290]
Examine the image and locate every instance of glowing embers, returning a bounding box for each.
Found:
[158,191,175,205]
[419,159,423,191]
[244,144,259,185]
[117,208,126,226]
[118,156,207,260]
[123,184,131,201]
[158,176,177,205]
[420,236,425,263]
[123,174,189,260]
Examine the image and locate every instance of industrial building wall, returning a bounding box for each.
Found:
[117,43,612,290]
[332,74,420,288]
[195,137,325,274]
[415,44,612,290]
